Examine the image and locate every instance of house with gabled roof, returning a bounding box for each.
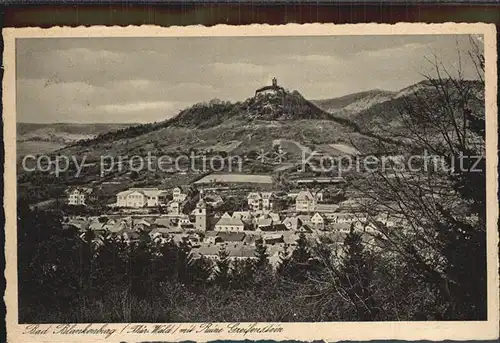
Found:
[214,212,245,232]
[247,191,276,212]
[247,192,262,211]
[103,219,128,234]
[263,233,284,245]
[256,215,273,231]
[66,218,90,232]
[172,186,188,202]
[67,187,93,206]
[121,230,141,243]
[295,190,316,212]
[261,192,275,212]
[168,201,181,215]
[296,224,313,233]
[297,214,311,225]
[311,212,325,230]
[282,216,302,231]
[133,218,153,232]
[89,219,105,232]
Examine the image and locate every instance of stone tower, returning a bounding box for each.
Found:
[195,198,208,231]
[272,77,278,87]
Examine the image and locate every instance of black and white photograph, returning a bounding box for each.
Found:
[3,24,498,341]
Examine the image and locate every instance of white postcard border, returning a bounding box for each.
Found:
[3,23,499,342]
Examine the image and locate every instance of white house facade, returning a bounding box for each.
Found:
[67,187,93,206]
[296,191,316,212]
[116,188,168,208]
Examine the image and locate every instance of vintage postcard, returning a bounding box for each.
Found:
[3,23,499,342]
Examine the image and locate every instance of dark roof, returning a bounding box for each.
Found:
[216,232,246,242]
[273,223,288,231]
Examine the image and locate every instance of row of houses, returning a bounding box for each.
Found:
[66,214,316,247]
[115,186,189,208]
[66,186,385,234]
[66,186,190,208]
[68,185,331,215]
[66,207,379,243]
[245,189,324,213]
[68,216,379,267]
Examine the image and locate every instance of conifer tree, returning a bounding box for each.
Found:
[187,255,213,287]
[254,237,270,269]
[93,234,127,290]
[128,238,154,299]
[292,233,311,263]
[230,258,255,289]
[252,237,274,288]
[288,233,312,281]
[213,245,231,287]
[154,238,180,281]
[277,243,292,277]
[80,227,95,294]
[176,237,193,284]
[339,229,377,321]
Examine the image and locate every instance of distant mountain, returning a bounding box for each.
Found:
[311,80,483,139]
[346,80,484,137]
[311,89,396,117]
[18,123,136,144]
[17,123,135,156]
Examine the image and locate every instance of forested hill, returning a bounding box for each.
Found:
[61,79,483,159]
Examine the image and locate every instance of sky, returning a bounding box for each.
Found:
[16,34,483,123]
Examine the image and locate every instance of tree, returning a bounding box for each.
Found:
[93,235,128,291]
[338,229,377,321]
[129,170,139,180]
[155,239,181,282]
[17,201,84,321]
[287,233,313,281]
[254,237,269,269]
[276,243,292,276]
[79,227,95,297]
[187,256,213,287]
[217,196,247,213]
[348,37,487,320]
[128,238,154,299]
[213,246,231,288]
[252,237,274,289]
[230,258,255,289]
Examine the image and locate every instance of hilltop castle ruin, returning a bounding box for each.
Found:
[255,77,285,97]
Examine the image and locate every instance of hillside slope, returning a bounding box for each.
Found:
[312,90,396,117]
[64,86,380,158]
[61,91,382,163]
[51,79,484,163]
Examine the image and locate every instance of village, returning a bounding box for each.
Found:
[64,181,404,266]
